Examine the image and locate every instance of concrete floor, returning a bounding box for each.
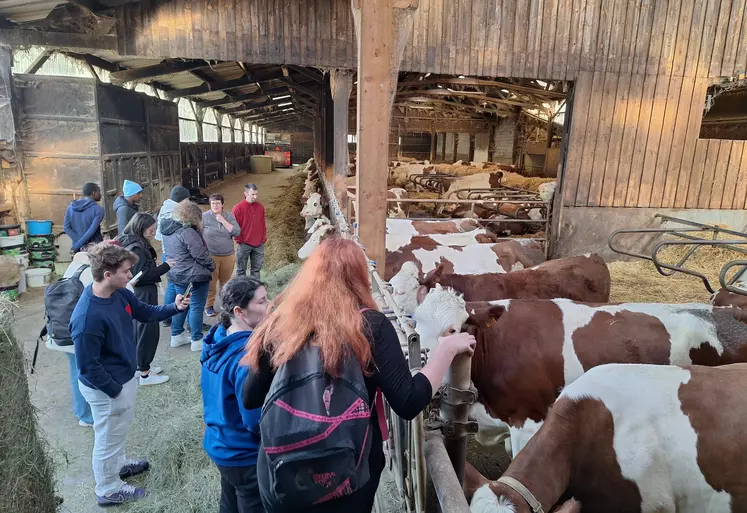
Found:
[20,168,299,512]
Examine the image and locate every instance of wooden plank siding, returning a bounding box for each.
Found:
[115,0,747,79]
[114,0,747,211]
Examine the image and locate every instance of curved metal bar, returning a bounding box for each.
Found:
[720,260,747,295]
[651,240,747,293]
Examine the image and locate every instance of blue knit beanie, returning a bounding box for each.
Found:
[123,180,143,197]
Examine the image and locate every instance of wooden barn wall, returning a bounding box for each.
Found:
[116,0,747,80]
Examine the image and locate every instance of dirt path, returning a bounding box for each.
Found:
[19,168,298,513]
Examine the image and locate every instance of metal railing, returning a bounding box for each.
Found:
[608,214,747,295]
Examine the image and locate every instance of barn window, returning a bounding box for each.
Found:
[700,77,747,140]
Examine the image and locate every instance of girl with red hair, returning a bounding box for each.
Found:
[242,236,475,513]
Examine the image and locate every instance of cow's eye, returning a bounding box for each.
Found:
[447,328,457,335]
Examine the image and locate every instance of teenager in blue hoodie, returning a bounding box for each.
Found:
[64,182,105,253]
[201,277,270,513]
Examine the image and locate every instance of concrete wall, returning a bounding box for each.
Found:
[492,117,516,164]
[445,133,456,161]
[555,207,747,261]
[473,132,490,162]
[456,133,470,161]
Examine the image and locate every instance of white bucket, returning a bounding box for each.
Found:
[0,234,24,247]
[26,268,52,288]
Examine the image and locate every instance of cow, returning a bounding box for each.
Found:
[442,171,504,199]
[300,192,324,230]
[411,288,747,457]
[711,288,747,309]
[298,223,337,259]
[468,363,747,513]
[391,254,610,315]
[387,187,410,218]
[384,238,545,281]
[538,181,556,202]
[387,218,482,235]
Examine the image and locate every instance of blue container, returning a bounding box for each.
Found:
[26,220,53,236]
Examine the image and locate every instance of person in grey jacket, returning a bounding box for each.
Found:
[203,194,241,318]
[161,201,216,352]
[157,185,192,328]
[114,180,143,234]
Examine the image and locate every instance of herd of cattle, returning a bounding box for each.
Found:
[297,161,747,513]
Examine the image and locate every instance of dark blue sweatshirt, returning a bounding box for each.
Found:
[71,286,179,398]
[201,324,261,467]
[64,198,105,251]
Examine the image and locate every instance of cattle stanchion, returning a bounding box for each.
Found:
[423,430,472,513]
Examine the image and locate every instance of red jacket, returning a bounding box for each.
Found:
[232,201,267,247]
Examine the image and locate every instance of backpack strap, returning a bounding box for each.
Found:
[72,264,90,280]
[360,307,390,442]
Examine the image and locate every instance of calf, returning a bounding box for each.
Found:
[300,192,324,230]
[391,254,611,315]
[385,238,545,281]
[469,363,747,513]
[387,187,410,218]
[412,289,747,456]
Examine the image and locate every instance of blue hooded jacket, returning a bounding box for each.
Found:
[201,324,262,467]
[64,198,105,251]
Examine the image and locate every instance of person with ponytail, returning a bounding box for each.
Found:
[200,277,270,513]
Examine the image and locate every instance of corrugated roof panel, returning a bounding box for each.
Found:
[0,0,63,22]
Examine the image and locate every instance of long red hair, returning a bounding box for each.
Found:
[243,236,377,376]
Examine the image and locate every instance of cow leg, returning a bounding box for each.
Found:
[508,419,543,458]
[469,402,511,447]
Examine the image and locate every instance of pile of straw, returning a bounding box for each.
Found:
[608,232,747,303]
[501,172,555,192]
[263,171,307,272]
[0,298,57,513]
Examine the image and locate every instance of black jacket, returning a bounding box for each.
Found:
[160,217,215,285]
[117,233,170,287]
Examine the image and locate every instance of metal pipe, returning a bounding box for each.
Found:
[423,430,472,513]
[440,349,473,486]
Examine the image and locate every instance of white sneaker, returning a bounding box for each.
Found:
[79,420,93,428]
[139,366,162,376]
[190,340,203,352]
[170,333,190,348]
[139,374,170,386]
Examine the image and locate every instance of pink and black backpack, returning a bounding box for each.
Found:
[257,311,388,509]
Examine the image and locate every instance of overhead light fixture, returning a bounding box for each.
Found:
[458,75,466,79]
[438,84,443,88]
[277,102,293,107]
[501,89,509,94]
[536,80,548,87]
[282,108,294,112]
[272,95,291,100]
[424,72,431,78]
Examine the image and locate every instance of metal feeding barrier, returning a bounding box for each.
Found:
[608,214,747,295]
[407,173,456,194]
[318,174,473,513]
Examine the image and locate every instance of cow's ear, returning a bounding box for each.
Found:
[422,264,443,287]
[416,285,429,305]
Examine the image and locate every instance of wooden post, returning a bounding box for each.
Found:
[331,69,353,206]
[429,130,437,162]
[352,0,419,270]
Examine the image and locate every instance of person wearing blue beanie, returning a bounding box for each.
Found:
[114,180,143,234]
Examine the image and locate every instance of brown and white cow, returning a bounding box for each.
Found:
[468,363,747,513]
[412,288,747,456]
[392,254,610,315]
[387,187,410,218]
[300,192,324,230]
[384,238,545,281]
[710,286,747,309]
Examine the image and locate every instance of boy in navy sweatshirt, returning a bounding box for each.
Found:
[71,242,190,507]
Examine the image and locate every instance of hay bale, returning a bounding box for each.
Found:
[500,172,555,192]
[0,299,57,513]
[263,172,307,272]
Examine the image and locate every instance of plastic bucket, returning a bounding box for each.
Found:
[26,220,53,236]
[0,234,24,247]
[30,260,55,269]
[0,224,21,237]
[27,234,55,249]
[2,244,26,257]
[30,249,56,261]
[25,268,51,288]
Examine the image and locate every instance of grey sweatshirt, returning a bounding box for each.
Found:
[202,210,241,257]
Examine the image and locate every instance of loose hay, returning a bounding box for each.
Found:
[609,232,747,303]
[500,172,555,192]
[0,298,57,513]
[263,171,307,272]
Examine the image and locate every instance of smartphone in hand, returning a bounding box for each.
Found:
[184,282,194,297]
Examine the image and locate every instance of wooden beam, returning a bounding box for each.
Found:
[220,97,295,115]
[332,70,354,206]
[196,85,291,108]
[110,59,209,84]
[0,29,117,52]
[396,90,539,109]
[237,110,298,122]
[396,78,567,100]
[288,65,324,83]
[277,77,321,100]
[354,0,418,270]
[165,70,285,99]
[25,49,54,74]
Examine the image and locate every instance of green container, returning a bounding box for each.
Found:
[0,283,19,301]
[29,249,56,261]
[2,243,26,257]
[27,234,55,249]
[30,260,54,270]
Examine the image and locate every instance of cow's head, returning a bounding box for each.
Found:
[298,224,336,260]
[539,181,557,202]
[412,284,469,352]
[389,261,421,315]
[300,192,323,218]
[488,171,504,188]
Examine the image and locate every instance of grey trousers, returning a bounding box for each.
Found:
[236,243,264,281]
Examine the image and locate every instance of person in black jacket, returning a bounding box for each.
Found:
[241,236,475,513]
[117,213,171,386]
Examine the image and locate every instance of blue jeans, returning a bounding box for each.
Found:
[163,253,176,307]
[171,281,209,341]
[65,352,93,425]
